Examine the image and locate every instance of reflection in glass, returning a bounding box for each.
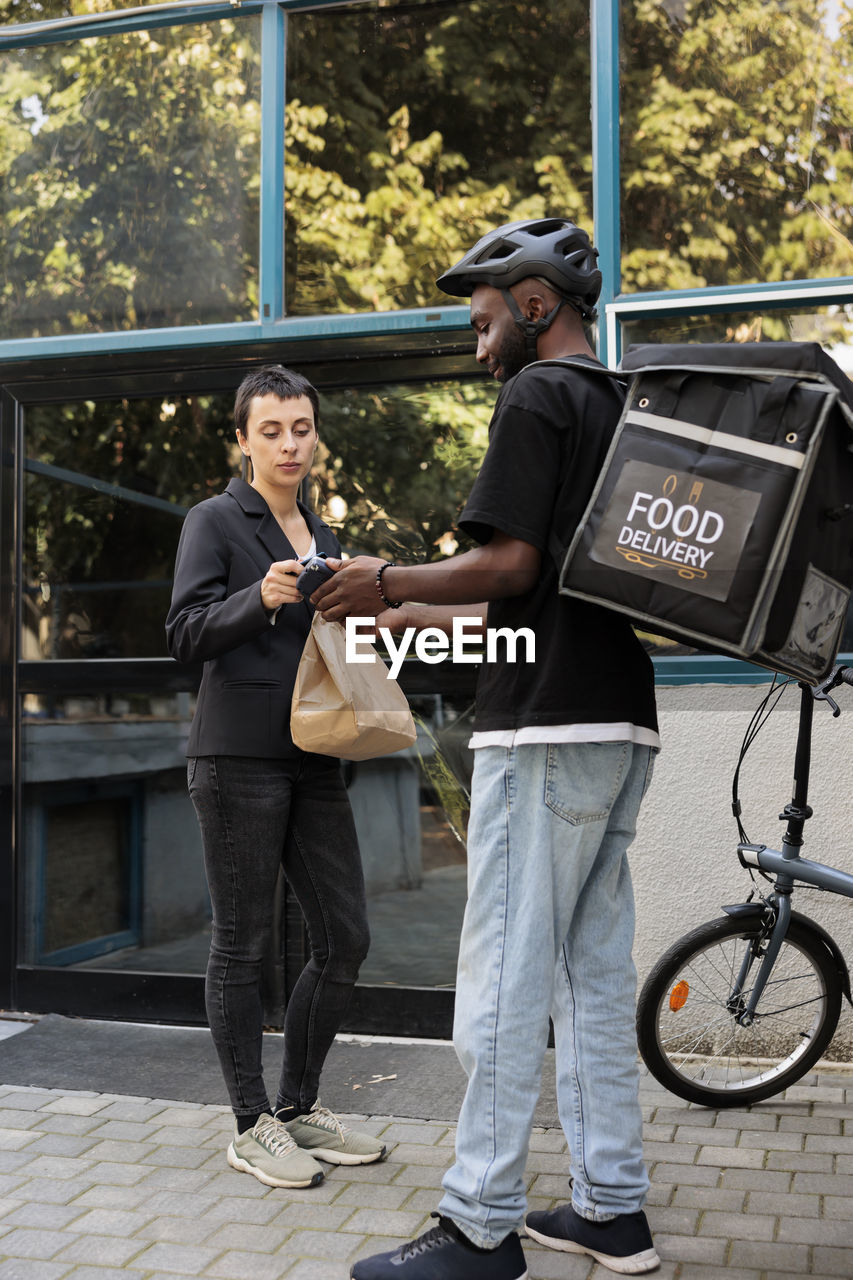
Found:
[309,379,495,563]
[285,0,592,314]
[621,0,853,292]
[620,303,853,363]
[23,377,492,661]
[20,683,476,990]
[20,371,491,991]
[0,17,260,338]
[2,0,167,22]
[42,796,134,959]
[23,394,237,659]
[20,689,210,973]
[354,694,474,990]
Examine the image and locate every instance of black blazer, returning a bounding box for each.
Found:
[165,478,340,757]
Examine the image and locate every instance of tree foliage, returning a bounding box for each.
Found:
[621,0,853,291]
[2,0,850,330]
[310,381,493,563]
[1,17,260,334]
[283,0,592,312]
[24,392,238,656]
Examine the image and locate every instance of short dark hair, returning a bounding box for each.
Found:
[234,365,320,438]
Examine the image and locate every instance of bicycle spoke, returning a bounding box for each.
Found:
[647,925,833,1096]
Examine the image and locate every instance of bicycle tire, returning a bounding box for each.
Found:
[637,913,842,1107]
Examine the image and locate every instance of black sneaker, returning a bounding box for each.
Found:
[525,1204,659,1275]
[350,1214,528,1279]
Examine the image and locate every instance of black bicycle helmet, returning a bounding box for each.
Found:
[436,217,602,321]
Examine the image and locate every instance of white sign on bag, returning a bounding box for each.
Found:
[588,459,762,603]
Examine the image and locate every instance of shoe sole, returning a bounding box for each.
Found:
[227,1143,324,1189]
[524,1224,659,1275]
[351,1265,528,1280]
[300,1143,386,1166]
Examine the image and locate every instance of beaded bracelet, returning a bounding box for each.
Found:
[376,561,403,609]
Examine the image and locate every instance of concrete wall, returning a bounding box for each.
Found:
[631,681,853,1058]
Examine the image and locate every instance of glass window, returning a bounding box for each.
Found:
[308,379,495,562]
[2,0,168,22]
[23,394,238,660]
[354,692,474,991]
[620,0,853,292]
[18,368,492,993]
[284,0,593,314]
[619,301,853,355]
[0,16,261,338]
[38,789,140,963]
[22,374,493,660]
[19,684,476,991]
[20,689,210,972]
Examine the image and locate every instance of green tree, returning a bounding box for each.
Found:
[0,16,260,336]
[284,0,593,313]
[621,0,853,293]
[22,376,494,659]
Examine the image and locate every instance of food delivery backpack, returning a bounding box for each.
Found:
[558,342,853,683]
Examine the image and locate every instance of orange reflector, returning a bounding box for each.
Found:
[669,980,689,1012]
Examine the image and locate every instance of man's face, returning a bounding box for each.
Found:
[469,284,528,383]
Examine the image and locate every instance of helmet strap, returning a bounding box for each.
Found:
[501,289,564,363]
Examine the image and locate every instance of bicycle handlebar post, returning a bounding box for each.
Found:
[781,683,816,853]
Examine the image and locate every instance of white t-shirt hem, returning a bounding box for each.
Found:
[469,723,661,750]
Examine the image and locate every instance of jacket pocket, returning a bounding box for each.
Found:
[222,679,282,689]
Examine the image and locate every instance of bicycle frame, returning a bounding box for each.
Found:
[734,679,853,1023]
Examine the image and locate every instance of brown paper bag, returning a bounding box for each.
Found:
[290,613,417,760]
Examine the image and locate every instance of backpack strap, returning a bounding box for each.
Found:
[523,358,628,573]
[528,356,629,390]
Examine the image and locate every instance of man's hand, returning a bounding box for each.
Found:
[312,531,540,620]
[260,559,303,611]
[311,555,388,621]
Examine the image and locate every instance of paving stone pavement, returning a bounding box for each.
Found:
[0,1057,852,1278]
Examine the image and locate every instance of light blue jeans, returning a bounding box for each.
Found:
[439,740,657,1248]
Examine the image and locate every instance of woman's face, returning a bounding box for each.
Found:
[237,393,318,497]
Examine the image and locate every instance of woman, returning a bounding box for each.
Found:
[166,364,382,1189]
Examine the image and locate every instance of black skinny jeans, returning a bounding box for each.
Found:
[188,753,370,1119]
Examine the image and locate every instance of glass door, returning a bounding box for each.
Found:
[6,340,487,1037]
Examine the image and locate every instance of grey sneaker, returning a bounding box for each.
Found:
[282,1101,386,1165]
[227,1113,325,1188]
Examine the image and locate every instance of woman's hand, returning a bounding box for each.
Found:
[260,559,304,612]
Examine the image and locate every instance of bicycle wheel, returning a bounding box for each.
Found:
[637,913,842,1107]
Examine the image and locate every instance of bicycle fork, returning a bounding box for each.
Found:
[728,893,793,1026]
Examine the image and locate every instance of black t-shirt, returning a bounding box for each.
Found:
[458,358,658,736]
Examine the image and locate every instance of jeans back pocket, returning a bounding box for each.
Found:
[544,741,630,825]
